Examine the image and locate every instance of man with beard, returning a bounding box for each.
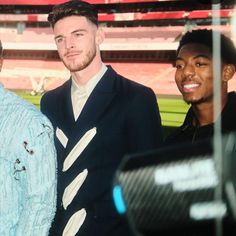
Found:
[165,29,236,145]
[40,1,163,235]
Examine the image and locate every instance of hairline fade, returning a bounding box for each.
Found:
[48,0,98,28]
[176,29,236,67]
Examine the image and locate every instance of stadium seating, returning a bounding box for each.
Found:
[0,1,235,95]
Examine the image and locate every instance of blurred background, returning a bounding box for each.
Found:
[0,0,235,133]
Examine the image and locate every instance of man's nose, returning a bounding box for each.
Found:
[65,37,75,49]
[183,64,195,78]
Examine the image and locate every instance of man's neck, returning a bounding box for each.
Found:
[71,60,103,86]
[192,104,214,127]
[192,93,228,127]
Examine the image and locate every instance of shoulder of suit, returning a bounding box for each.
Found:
[115,73,152,91]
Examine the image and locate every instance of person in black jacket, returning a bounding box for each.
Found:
[40,1,163,235]
[163,29,236,236]
[165,29,236,145]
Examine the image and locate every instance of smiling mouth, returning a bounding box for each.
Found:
[182,83,200,92]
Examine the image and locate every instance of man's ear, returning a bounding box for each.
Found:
[222,64,236,82]
[96,27,105,45]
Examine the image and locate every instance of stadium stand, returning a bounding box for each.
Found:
[0,0,235,96]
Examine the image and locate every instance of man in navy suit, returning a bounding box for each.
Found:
[41,1,163,235]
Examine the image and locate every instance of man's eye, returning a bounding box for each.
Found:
[175,64,184,70]
[196,62,206,67]
[74,33,83,37]
[56,38,63,44]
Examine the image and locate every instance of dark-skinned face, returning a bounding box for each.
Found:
[175,43,217,105]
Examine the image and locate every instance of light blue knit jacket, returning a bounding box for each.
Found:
[0,84,57,236]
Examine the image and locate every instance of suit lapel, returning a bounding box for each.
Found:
[66,67,118,151]
[58,79,75,129]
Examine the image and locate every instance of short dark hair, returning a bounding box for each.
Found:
[177,29,236,67]
[48,0,98,28]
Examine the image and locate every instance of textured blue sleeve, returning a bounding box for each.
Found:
[15,115,57,236]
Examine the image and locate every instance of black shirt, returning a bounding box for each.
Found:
[165,92,236,145]
[162,92,236,236]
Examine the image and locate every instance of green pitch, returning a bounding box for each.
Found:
[16,91,189,138]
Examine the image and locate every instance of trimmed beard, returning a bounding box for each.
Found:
[62,47,97,72]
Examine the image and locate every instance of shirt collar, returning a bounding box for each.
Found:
[71,64,107,97]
